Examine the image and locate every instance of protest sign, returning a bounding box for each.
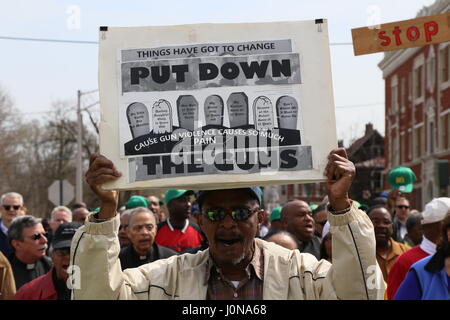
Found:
[98,20,337,190]
[352,12,450,56]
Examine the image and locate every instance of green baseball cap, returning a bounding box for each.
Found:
[388,167,417,193]
[164,189,194,205]
[125,195,149,209]
[270,206,283,222]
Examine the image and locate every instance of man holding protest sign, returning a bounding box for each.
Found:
[70,147,384,300]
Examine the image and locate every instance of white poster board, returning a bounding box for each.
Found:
[99,20,337,190]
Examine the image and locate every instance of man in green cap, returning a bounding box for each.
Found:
[154,189,205,253]
[269,206,283,232]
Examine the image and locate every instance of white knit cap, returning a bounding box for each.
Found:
[421,197,450,225]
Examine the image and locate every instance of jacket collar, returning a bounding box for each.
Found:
[420,236,437,255]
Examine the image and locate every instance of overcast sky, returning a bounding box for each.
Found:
[0,0,436,145]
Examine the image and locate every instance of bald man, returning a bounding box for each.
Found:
[281,200,321,259]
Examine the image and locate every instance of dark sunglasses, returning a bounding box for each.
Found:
[31,232,48,241]
[119,224,128,231]
[3,205,21,211]
[204,206,257,222]
[396,205,410,209]
[317,221,327,227]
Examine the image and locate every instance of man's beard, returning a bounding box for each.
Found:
[230,252,247,266]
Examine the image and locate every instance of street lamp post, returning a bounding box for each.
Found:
[76,89,98,204]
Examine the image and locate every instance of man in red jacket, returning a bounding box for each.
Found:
[15,222,81,300]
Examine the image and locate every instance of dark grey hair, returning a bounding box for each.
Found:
[406,212,423,232]
[128,207,156,227]
[7,215,42,244]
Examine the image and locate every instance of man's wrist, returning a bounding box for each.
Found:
[97,201,118,220]
[328,197,352,213]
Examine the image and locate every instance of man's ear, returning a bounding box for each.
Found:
[11,239,21,251]
[257,209,264,224]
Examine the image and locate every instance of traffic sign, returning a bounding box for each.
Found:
[48,180,74,206]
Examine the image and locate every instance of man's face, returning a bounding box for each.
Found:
[270,220,283,232]
[147,196,161,214]
[52,248,71,281]
[395,198,411,222]
[407,223,423,246]
[313,210,328,238]
[1,196,25,226]
[168,194,192,220]
[198,190,262,266]
[14,223,48,262]
[50,210,71,232]
[126,212,157,255]
[72,208,89,225]
[370,208,393,247]
[119,214,130,247]
[282,201,315,242]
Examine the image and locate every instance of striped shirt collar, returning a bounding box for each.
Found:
[166,218,189,233]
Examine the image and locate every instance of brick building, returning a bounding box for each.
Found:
[347,123,385,204]
[378,0,450,209]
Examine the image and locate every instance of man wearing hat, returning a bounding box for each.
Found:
[154,189,205,253]
[71,148,385,300]
[15,222,81,300]
[268,206,283,233]
[386,197,450,299]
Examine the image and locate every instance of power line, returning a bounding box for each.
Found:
[0,35,354,47]
[0,36,98,45]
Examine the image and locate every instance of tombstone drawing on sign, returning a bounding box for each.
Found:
[204,95,224,126]
[177,95,199,131]
[152,99,173,134]
[126,102,150,139]
[276,96,298,130]
[253,96,275,130]
[227,92,248,128]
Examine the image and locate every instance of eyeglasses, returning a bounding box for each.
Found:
[119,224,128,231]
[131,224,154,232]
[3,205,21,211]
[30,232,48,241]
[204,206,257,222]
[396,205,410,210]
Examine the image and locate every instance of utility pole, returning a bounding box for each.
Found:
[76,89,99,204]
[76,90,82,203]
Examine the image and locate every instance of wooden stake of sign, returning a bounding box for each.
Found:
[352,12,450,56]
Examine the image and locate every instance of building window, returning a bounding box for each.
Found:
[408,130,412,161]
[390,75,399,114]
[400,133,405,164]
[414,125,424,158]
[408,71,412,102]
[447,114,450,150]
[400,77,406,112]
[414,66,423,99]
[427,46,436,93]
[413,54,425,104]
[440,45,449,84]
[429,121,435,154]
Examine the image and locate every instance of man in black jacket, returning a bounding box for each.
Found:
[119,207,177,270]
[7,215,52,290]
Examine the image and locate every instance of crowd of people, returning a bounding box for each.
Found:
[0,148,449,300]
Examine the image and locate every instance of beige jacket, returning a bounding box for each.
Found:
[71,204,385,300]
[0,251,16,300]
